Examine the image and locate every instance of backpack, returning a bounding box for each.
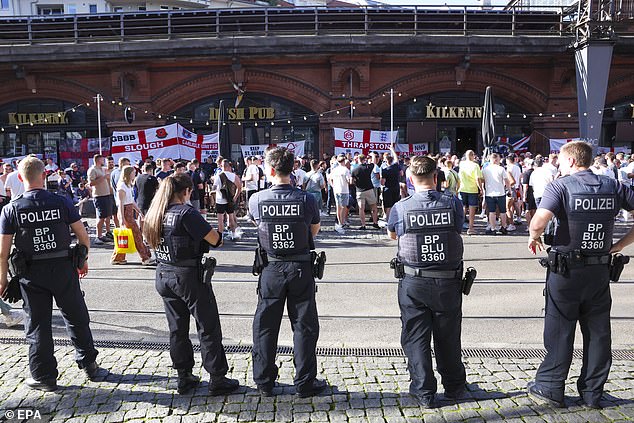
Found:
[219,173,237,206]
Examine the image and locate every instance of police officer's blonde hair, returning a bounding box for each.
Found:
[143,173,194,249]
[561,141,593,168]
[18,155,45,183]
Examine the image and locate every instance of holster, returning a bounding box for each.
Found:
[461,267,477,295]
[543,218,557,245]
[390,257,405,279]
[252,247,268,276]
[8,249,27,279]
[609,253,630,282]
[201,256,217,284]
[71,244,89,270]
[311,251,326,280]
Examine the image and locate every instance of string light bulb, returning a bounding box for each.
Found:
[368,101,372,105]
[71,108,76,112]
[158,114,162,118]
[539,113,543,117]
[144,110,148,114]
[15,125,19,129]
[612,107,616,111]
[598,110,602,114]
[189,119,193,124]
[551,114,555,118]
[271,122,275,126]
[1,127,4,132]
[336,111,340,115]
[413,98,417,102]
[583,112,587,116]
[111,100,116,104]
[523,114,527,118]
[86,102,90,106]
[206,121,209,126]
[173,115,177,119]
[118,101,122,106]
[254,122,258,126]
[303,116,307,121]
[287,120,291,124]
[238,122,241,126]
[506,114,510,118]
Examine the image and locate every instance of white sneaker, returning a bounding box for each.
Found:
[514,218,522,225]
[319,211,329,217]
[507,224,517,232]
[334,224,345,234]
[93,237,104,245]
[232,228,243,241]
[4,310,24,328]
[141,258,157,266]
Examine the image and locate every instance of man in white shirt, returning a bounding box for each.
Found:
[543,153,559,177]
[212,159,242,239]
[293,159,307,189]
[328,155,352,234]
[482,153,513,234]
[529,156,554,207]
[243,156,260,205]
[5,159,25,199]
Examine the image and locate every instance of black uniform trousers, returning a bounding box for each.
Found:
[253,261,319,392]
[398,274,466,398]
[536,265,612,405]
[19,258,98,381]
[155,263,229,378]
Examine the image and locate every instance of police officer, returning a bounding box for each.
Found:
[142,173,239,395]
[527,141,634,409]
[248,147,326,398]
[387,155,467,408]
[0,156,101,391]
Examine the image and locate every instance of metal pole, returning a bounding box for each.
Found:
[96,93,103,155]
[390,88,394,143]
[217,100,223,158]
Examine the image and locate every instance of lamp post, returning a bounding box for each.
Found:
[94,93,103,154]
[217,100,224,158]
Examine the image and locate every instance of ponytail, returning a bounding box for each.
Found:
[143,173,193,248]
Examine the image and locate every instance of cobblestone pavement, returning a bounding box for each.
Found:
[0,345,633,422]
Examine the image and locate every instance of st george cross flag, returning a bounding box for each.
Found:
[111,123,218,163]
[549,138,581,153]
[58,138,111,170]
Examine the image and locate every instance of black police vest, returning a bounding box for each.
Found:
[156,204,204,264]
[397,191,463,270]
[257,186,310,256]
[12,191,72,257]
[554,173,619,255]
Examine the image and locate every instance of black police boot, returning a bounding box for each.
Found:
[177,369,201,394]
[527,381,565,408]
[296,379,328,398]
[25,377,58,392]
[257,382,275,397]
[412,393,436,409]
[82,361,107,381]
[444,384,467,400]
[208,376,239,396]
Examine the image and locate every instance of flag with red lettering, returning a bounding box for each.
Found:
[111,124,218,164]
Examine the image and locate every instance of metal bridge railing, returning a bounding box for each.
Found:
[0,5,594,46]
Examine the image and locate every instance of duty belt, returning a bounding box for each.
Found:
[158,259,199,267]
[403,265,462,279]
[267,254,312,263]
[29,250,71,261]
[553,250,611,266]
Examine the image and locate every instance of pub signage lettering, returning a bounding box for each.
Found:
[8,112,68,125]
[426,105,483,119]
[209,107,275,121]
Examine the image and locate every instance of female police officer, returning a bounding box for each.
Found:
[143,173,239,395]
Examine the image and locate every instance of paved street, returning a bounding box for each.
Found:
[1,214,634,421]
[1,344,633,423]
